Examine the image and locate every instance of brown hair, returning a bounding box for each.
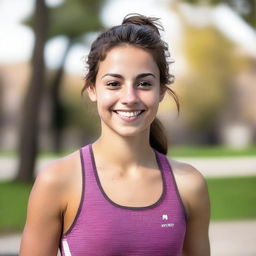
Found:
[82,13,179,154]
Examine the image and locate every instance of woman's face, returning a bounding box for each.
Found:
[87,45,165,137]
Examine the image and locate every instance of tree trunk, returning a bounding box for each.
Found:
[16,0,48,183]
[50,40,72,153]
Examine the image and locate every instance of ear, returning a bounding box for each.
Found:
[86,84,97,102]
[159,86,167,102]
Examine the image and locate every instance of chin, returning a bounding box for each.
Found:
[111,125,150,138]
[100,116,152,138]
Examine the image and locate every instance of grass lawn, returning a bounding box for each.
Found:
[1,145,256,158]
[207,176,256,220]
[0,176,255,233]
[0,181,32,233]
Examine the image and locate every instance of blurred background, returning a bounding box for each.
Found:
[0,0,255,255]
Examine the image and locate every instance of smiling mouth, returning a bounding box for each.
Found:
[113,110,145,118]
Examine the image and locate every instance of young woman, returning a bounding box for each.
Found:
[20,14,210,256]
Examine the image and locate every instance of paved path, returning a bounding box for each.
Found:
[1,156,256,180]
[209,220,256,256]
[177,157,256,177]
[0,220,256,255]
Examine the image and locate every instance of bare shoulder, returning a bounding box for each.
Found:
[36,150,81,191]
[27,150,81,220]
[168,157,208,192]
[30,150,82,213]
[166,157,210,218]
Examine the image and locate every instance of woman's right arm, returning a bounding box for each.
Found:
[20,163,67,255]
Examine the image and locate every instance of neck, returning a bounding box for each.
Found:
[92,128,155,171]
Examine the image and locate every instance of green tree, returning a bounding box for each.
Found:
[16,0,49,182]
[17,0,104,182]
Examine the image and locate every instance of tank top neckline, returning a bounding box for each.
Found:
[89,144,167,211]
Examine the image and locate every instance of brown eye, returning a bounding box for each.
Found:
[138,81,152,87]
[106,81,120,87]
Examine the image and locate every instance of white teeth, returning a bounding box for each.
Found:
[116,111,142,117]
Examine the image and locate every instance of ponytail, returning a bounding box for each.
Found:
[150,88,180,155]
[150,118,168,155]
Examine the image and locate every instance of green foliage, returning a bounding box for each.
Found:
[207,176,256,220]
[0,181,32,233]
[24,0,104,40]
[48,0,104,39]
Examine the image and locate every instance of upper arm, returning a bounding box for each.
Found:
[20,163,66,255]
[181,165,211,256]
[169,157,210,256]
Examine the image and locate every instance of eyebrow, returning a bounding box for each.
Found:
[101,73,156,79]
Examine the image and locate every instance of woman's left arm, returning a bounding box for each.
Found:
[181,165,211,256]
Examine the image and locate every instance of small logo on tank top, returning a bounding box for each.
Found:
[162,214,168,220]
[161,214,175,228]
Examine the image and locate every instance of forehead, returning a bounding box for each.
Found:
[97,45,159,77]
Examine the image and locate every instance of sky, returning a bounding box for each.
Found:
[0,0,256,75]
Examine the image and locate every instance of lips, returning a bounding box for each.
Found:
[112,110,145,120]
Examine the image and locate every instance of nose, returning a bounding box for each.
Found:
[120,85,139,105]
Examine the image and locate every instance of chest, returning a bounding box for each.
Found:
[96,166,164,207]
[63,209,185,255]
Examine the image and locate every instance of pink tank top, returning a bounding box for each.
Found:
[60,144,187,255]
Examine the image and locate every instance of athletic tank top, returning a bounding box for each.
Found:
[60,144,187,256]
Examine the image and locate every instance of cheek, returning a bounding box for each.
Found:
[96,90,117,111]
[139,90,161,108]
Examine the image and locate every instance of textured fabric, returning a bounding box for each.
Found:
[60,144,187,256]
